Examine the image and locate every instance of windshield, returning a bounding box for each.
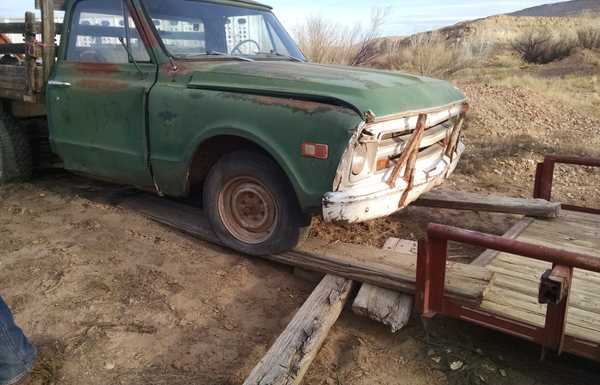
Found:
[141,0,305,61]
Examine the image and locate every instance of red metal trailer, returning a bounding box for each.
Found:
[417,155,600,361]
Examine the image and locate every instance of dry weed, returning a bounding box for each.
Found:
[513,29,576,64]
[294,8,387,66]
[386,32,492,77]
[577,27,600,50]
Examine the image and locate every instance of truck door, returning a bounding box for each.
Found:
[47,0,156,188]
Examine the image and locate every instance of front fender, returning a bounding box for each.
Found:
[182,125,314,207]
[148,85,363,210]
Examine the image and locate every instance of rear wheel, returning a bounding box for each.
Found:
[204,151,304,256]
[0,108,32,185]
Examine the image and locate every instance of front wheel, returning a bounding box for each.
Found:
[203,151,305,256]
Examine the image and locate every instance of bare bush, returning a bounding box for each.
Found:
[386,32,490,77]
[513,29,576,64]
[577,28,600,50]
[295,8,387,66]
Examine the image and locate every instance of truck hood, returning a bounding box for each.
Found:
[185,61,466,118]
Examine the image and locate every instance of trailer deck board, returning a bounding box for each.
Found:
[480,210,600,344]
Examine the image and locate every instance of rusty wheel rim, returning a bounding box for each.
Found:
[218,176,278,245]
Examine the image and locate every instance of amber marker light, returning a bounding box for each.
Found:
[301,142,329,160]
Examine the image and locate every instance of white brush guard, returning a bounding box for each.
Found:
[323,102,468,223]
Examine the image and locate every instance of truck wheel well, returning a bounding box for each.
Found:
[188,135,289,198]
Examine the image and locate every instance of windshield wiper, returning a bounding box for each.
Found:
[256,51,304,62]
[204,50,255,62]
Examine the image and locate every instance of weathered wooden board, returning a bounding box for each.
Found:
[416,189,561,218]
[471,218,534,266]
[480,210,600,344]
[117,193,491,302]
[35,0,65,11]
[243,275,355,385]
[352,239,415,333]
[0,22,63,35]
[0,44,27,55]
[0,65,27,91]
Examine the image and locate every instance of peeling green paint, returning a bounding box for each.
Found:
[46,0,466,214]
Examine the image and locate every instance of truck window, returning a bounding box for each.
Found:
[66,0,150,64]
[150,17,206,57]
[141,0,304,60]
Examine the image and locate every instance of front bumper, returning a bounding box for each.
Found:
[322,141,464,223]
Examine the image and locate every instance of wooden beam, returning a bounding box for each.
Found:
[243,275,355,385]
[0,22,63,35]
[0,65,27,90]
[352,285,413,333]
[35,0,65,11]
[471,218,534,266]
[352,239,415,333]
[0,44,27,55]
[415,190,561,218]
[117,194,491,302]
[40,0,56,85]
[25,12,37,96]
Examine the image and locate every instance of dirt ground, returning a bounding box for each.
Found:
[2,57,600,384]
[2,173,599,385]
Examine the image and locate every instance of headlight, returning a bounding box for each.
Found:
[351,144,368,175]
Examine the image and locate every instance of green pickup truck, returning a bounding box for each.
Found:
[0,0,467,255]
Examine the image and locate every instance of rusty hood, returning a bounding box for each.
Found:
[185,61,466,118]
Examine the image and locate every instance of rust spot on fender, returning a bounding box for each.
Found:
[78,79,129,91]
[248,95,352,115]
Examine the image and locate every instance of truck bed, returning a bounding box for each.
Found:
[0,0,62,104]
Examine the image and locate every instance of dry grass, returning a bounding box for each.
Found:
[577,27,600,49]
[294,8,387,66]
[495,73,600,111]
[383,32,492,77]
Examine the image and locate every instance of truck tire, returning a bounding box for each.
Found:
[204,150,304,256]
[0,110,32,185]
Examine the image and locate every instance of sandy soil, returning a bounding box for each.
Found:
[2,172,599,385]
[2,63,600,384]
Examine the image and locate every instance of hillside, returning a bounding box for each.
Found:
[509,0,600,17]
[437,14,598,45]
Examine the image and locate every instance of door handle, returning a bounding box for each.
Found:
[48,80,72,87]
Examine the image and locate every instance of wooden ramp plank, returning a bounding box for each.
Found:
[118,193,491,302]
[472,218,534,266]
[352,239,415,333]
[416,189,561,218]
[242,275,355,385]
[480,211,600,345]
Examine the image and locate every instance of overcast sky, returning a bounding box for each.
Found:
[1,0,571,36]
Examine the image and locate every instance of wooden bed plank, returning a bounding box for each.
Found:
[480,210,600,345]
[480,300,600,344]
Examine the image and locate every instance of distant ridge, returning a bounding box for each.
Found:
[509,0,600,17]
